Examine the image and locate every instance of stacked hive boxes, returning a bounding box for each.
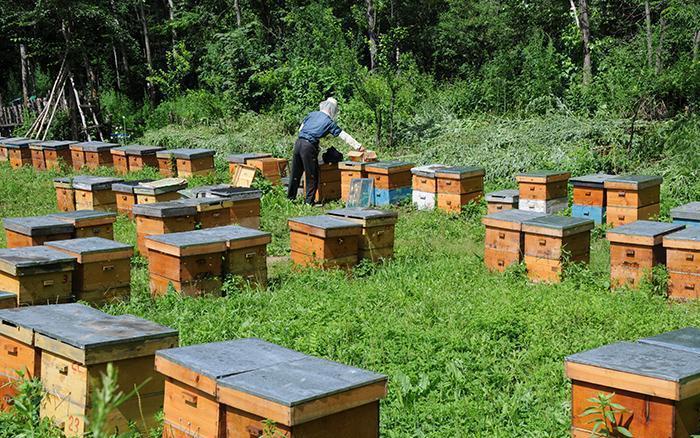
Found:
[516,171,570,214]
[485,189,519,214]
[566,328,700,438]
[155,338,387,438]
[72,176,123,212]
[365,161,413,206]
[328,208,398,262]
[522,216,594,283]
[436,166,485,213]
[172,148,216,177]
[339,161,368,202]
[49,210,116,239]
[482,210,546,272]
[134,178,188,204]
[110,144,164,174]
[288,216,362,269]
[5,139,36,168]
[671,202,700,228]
[606,220,684,289]
[663,228,700,300]
[604,175,662,227]
[0,246,75,305]
[303,161,341,202]
[112,180,153,217]
[570,174,616,225]
[3,216,75,247]
[30,140,73,170]
[411,164,447,211]
[45,238,133,304]
[134,201,197,256]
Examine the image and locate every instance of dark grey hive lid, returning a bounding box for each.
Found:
[566,341,700,383]
[0,246,76,274]
[217,356,387,407]
[486,189,520,203]
[570,173,617,188]
[114,144,164,156]
[606,175,663,189]
[209,187,262,201]
[289,215,361,230]
[45,237,131,255]
[327,208,398,220]
[33,140,74,150]
[3,216,75,236]
[671,202,700,221]
[156,338,306,380]
[485,209,547,224]
[436,166,485,177]
[78,141,119,152]
[607,220,684,238]
[365,161,412,169]
[522,215,594,232]
[53,176,73,185]
[200,225,270,243]
[4,139,36,149]
[132,201,196,218]
[227,153,271,163]
[664,227,700,243]
[640,328,700,355]
[1,137,27,144]
[0,303,106,332]
[411,164,448,177]
[49,210,116,224]
[72,176,123,191]
[146,229,226,248]
[517,170,569,178]
[112,180,154,194]
[167,148,215,159]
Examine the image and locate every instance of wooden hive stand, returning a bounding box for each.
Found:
[180,198,234,229]
[30,141,74,171]
[570,173,616,225]
[134,178,188,204]
[216,340,388,438]
[145,229,226,297]
[72,175,123,212]
[663,227,700,300]
[0,246,76,306]
[5,139,36,169]
[248,157,288,185]
[45,237,133,305]
[566,328,700,438]
[79,141,118,170]
[288,215,362,269]
[53,177,76,212]
[227,152,271,177]
[154,338,306,438]
[201,226,271,288]
[435,166,485,213]
[485,189,520,214]
[111,180,154,218]
[133,201,197,256]
[411,164,448,211]
[339,161,369,202]
[0,304,106,412]
[482,210,547,272]
[3,216,75,248]
[49,210,117,240]
[209,186,263,230]
[327,207,398,262]
[516,171,570,214]
[365,161,414,206]
[169,148,216,177]
[112,144,164,174]
[0,292,15,309]
[604,175,662,227]
[34,305,178,437]
[521,216,594,283]
[156,150,179,177]
[606,220,684,289]
[671,202,700,228]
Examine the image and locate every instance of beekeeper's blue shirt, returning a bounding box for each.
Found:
[298,111,342,144]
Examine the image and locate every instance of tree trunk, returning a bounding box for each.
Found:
[694,30,700,61]
[234,0,241,27]
[655,15,666,74]
[569,0,580,28]
[20,44,30,107]
[578,0,592,85]
[137,1,155,104]
[644,0,653,68]
[112,45,122,90]
[164,0,177,46]
[366,0,377,71]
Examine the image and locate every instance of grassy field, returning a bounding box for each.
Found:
[2,141,700,437]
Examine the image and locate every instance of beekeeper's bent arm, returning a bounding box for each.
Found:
[339,131,362,150]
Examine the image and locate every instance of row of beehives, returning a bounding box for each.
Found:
[0,303,387,437]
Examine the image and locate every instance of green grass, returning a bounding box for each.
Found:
[2,152,700,436]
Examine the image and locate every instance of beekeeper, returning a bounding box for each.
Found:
[287,97,364,204]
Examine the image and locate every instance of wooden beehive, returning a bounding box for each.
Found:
[69,143,86,171]
[49,210,117,240]
[288,215,362,269]
[606,220,684,289]
[522,216,594,283]
[45,238,133,304]
[110,146,129,174]
[671,202,700,228]
[301,161,340,203]
[566,329,700,438]
[180,197,234,229]
[53,177,76,212]
[155,338,306,438]
[248,157,288,185]
[482,209,547,272]
[0,246,75,305]
[145,230,226,296]
[208,186,262,229]
[111,180,154,217]
[36,306,178,437]
[30,141,74,171]
[435,166,486,213]
[3,216,75,248]
[485,189,520,214]
[339,161,368,202]
[663,227,700,300]
[5,139,35,169]
[72,175,122,212]
[516,171,570,214]
[201,226,271,287]
[0,292,15,309]
[178,184,232,199]
[411,164,448,211]
[569,173,616,225]
[365,161,414,206]
[604,175,662,227]
[134,178,188,204]
[169,148,216,177]
[133,201,197,256]
[0,137,25,162]
[227,152,272,176]
[216,344,388,438]
[79,141,118,169]
[112,144,164,174]
[328,208,398,262]
[0,304,106,412]
[156,150,178,177]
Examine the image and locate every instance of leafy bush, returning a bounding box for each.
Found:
[145,90,227,130]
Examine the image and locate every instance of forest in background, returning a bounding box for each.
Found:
[0,0,699,146]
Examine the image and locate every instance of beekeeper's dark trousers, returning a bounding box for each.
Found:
[287,138,319,204]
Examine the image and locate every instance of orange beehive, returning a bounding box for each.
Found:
[201,225,272,287]
[134,178,188,204]
[30,141,74,171]
[663,227,700,300]
[3,216,75,248]
[0,246,75,306]
[0,137,26,162]
[111,144,164,174]
[133,201,197,256]
[482,209,547,272]
[156,150,178,177]
[435,166,485,213]
[328,207,398,262]
[339,161,368,202]
[604,175,662,227]
[208,186,263,230]
[606,220,684,289]
[5,139,36,169]
[485,189,519,214]
[227,152,272,176]
[365,161,414,206]
[180,197,234,229]
[49,210,117,240]
[72,176,123,212]
[516,171,570,214]
[79,141,118,169]
[111,180,154,217]
[169,148,216,177]
[288,215,362,269]
[69,143,86,171]
[249,157,288,185]
[302,161,341,203]
[110,147,129,174]
[53,177,76,212]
